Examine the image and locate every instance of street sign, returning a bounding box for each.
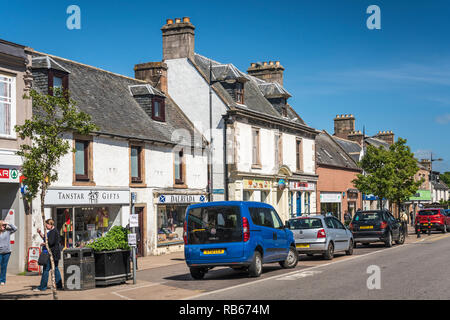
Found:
[131,192,137,204]
[27,247,40,273]
[129,214,139,228]
[128,233,137,246]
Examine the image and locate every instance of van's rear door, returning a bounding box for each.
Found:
[186,205,244,260]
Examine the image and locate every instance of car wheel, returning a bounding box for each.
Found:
[385,232,393,247]
[345,239,354,255]
[323,242,334,260]
[248,251,263,278]
[190,267,206,280]
[395,230,405,245]
[279,246,298,269]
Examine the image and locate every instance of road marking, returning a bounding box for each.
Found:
[111,281,168,300]
[184,236,443,300]
[276,270,322,281]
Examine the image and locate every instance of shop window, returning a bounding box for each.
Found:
[157,205,187,246]
[55,206,121,248]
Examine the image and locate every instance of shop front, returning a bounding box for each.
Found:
[406,190,432,217]
[155,192,207,250]
[289,181,316,217]
[43,188,130,248]
[319,192,342,221]
[346,188,360,216]
[242,179,272,203]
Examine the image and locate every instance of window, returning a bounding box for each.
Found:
[0,75,15,137]
[252,128,261,167]
[249,208,273,228]
[130,145,144,183]
[75,140,90,181]
[269,209,284,229]
[174,149,185,185]
[296,138,303,172]
[274,133,283,167]
[48,70,68,96]
[235,82,244,104]
[152,97,165,122]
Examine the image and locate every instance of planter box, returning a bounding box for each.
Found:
[93,250,131,286]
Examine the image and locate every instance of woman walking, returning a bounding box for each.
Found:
[33,219,63,291]
[0,220,18,286]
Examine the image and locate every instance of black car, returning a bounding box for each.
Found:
[349,210,405,247]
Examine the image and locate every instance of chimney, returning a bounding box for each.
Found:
[134,62,168,93]
[247,61,285,86]
[376,130,395,145]
[161,17,195,61]
[347,130,364,146]
[419,159,431,171]
[334,114,355,140]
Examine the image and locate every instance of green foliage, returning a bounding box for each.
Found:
[440,172,450,187]
[86,226,131,252]
[15,88,98,202]
[353,138,423,209]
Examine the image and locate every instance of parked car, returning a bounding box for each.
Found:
[289,215,354,260]
[350,210,405,247]
[184,201,298,279]
[415,208,450,233]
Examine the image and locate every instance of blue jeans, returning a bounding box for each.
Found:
[0,252,11,283]
[38,259,62,290]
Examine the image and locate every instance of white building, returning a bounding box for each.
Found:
[30,52,208,256]
[139,18,319,222]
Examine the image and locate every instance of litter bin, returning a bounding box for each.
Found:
[63,247,96,290]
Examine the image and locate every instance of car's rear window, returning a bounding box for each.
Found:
[289,218,323,230]
[418,210,440,216]
[187,206,242,244]
[353,212,382,222]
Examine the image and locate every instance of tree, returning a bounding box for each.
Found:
[353,138,423,215]
[440,172,450,187]
[16,88,97,299]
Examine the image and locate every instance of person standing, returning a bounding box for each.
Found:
[0,220,17,285]
[33,219,62,292]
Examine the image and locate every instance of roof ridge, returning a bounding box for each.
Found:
[32,49,147,84]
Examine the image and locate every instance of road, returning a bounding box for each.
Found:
[129,232,450,300]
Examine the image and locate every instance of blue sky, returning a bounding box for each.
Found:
[1,0,449,171]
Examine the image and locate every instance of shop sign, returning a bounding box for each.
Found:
[0,168,20,183]
[289,181,315,191]
[243,179,270,190]
[320,192,342,203]
[45,189,130,206]
[157,194,207,204]
[409,190,431,201]
[27,247,40,272]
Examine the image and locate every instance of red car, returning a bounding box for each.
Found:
[415,208,450,233]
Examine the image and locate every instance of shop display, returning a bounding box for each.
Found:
[157,205,186,245]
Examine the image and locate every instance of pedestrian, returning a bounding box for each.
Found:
[344,211,352,226]
[33,219,63,292]
[410,211,414,227]
[400,209,408,236]
[0,220,17,286]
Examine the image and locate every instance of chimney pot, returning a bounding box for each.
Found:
[175,17,181,23]
[166,19,173,25]
[269,61,274,65]
[263,62,268,66]
[182,17,190,23]
[276,61,280,66]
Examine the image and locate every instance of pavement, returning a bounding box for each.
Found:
[0,225,441,300]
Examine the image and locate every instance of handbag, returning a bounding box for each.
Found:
[38,252,49,266]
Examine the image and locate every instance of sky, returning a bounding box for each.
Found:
[1,0,449,172]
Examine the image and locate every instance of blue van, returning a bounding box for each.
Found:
[183,201,298,279]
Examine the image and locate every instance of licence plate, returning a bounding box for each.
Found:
[296,244,310,248]
[203,249,225,255]
[360,226,373,229]
[422,223,429,226]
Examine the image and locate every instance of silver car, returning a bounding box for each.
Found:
[288,215,354,260]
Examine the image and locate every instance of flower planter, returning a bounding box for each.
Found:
[93,249,131,286]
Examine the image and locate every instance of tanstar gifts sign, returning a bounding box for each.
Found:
[45,189,130,206]
[0,168,20,183]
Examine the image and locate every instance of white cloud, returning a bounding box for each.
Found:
[436,113,450,125]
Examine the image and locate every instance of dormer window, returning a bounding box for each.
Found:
[282,105,288,117]
[235,82,244,104]
[48,70,68,96]
[152,96,165,122]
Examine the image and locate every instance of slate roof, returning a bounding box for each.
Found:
[432,180,449,190]
[193,53,308,126]
[365,137,390,149]
[316,131,360,170]
[31,52,199,146]
[332,136,362,163]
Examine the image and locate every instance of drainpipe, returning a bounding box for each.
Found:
[223,114,229,201]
